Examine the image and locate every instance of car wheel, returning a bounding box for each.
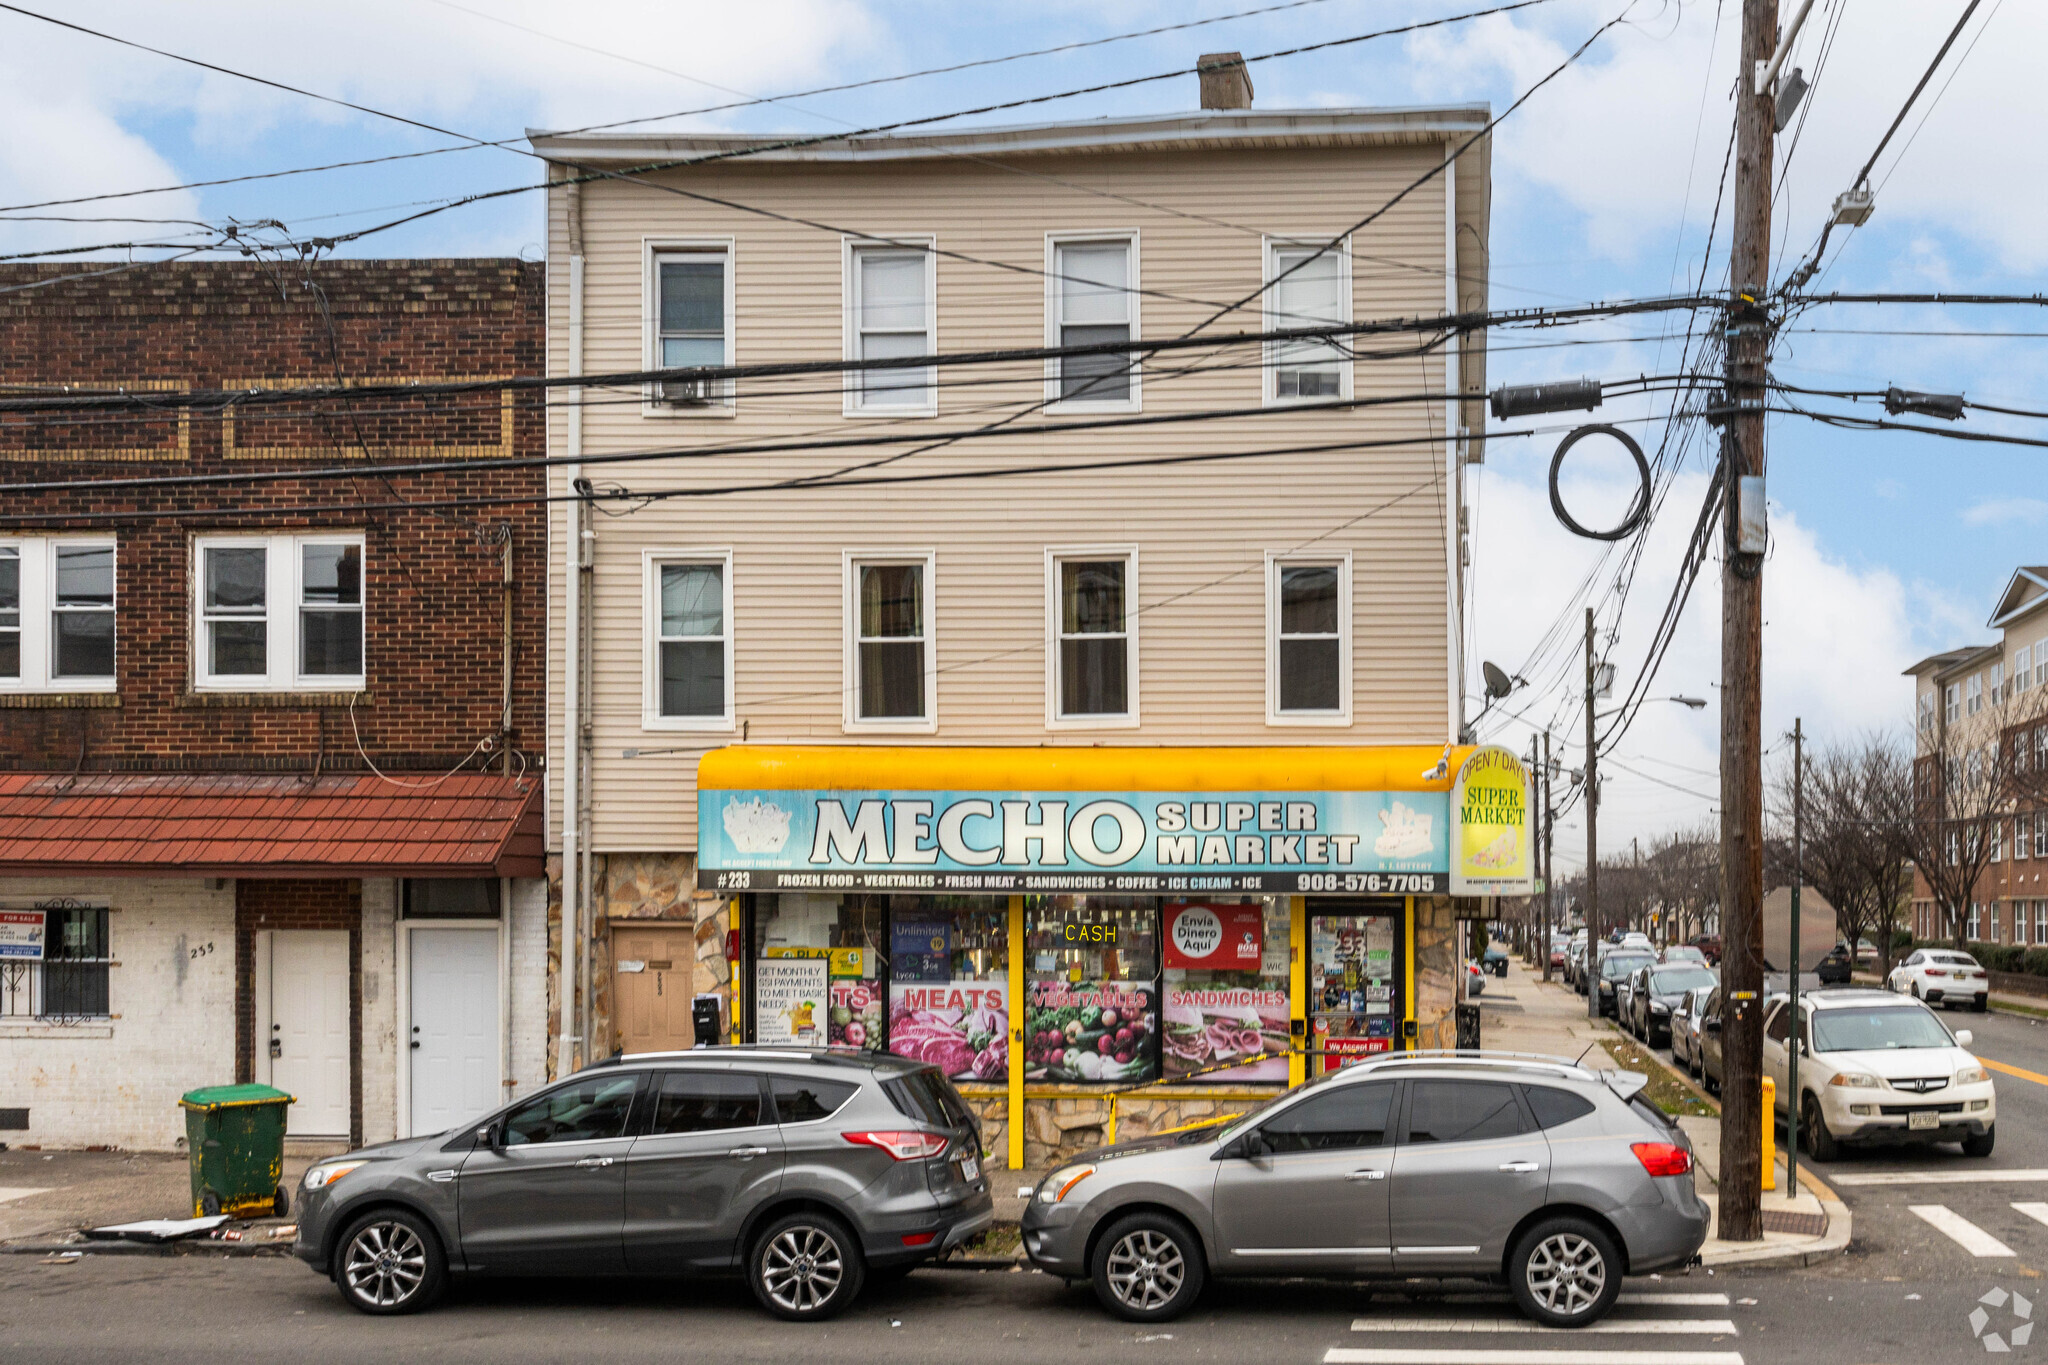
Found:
[749,1211,865,1321]
[1964,1126,1996,1158]
[1509,1217,1623,1328]
[336,1209,446,1315]
[1801,1093,1841,1163]
[1090,1211,1206,1323]
[1973,994,1989,1013]
[1911,982,1922,1001]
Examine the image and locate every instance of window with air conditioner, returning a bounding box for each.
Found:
[643,551,733,731]
[1264,236,1351,403]
[1045,234,1138,409]
[647,244,733,411]
[0,539,115,693]
[193,534,363,691]
[845,240,935,415]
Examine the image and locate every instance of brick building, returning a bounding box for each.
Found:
[0,260,551,1153]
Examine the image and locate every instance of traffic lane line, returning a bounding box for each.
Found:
[1982,1056,2048,1087]
[1326,1352,1745,1365]
[1833,1168,2048,1186]
[1349,1318,1738,1335]
[2012,1202,2048,1227]
[1908,1204,2016,1256]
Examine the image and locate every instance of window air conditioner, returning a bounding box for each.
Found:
[658,377,712,406]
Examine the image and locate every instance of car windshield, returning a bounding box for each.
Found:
[1651,967,1717,994]
[1604,955,1654,980]
[1811,1007,1956,1052]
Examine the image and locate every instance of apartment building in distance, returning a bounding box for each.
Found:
[535,59,1534,1170]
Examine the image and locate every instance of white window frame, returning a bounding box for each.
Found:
[191,533,365,692]
[1042,231,1141,413]
[1917,690,1935,734]
[1265,551,1354,727]
[641,548,735,732]
[1968,672,1984,715]
[1992,819,2004,862]
[1945,683,1961,724]
[1043,546,1140,730]
[842,550,938,733]
[2037,810,2048,859]
[1991,662,2005,705]
[642,238,737,417]
[1262,235,1354,406]
[2037,637,2048,688]
[842,236,938,418]
[0,537,117,694]
[2037,900,2047,945]
[2018,815,2031,861]
[2017,645,2032,694]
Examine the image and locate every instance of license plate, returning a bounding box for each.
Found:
[1909,1110,1939,1130]
[960,1153,980,1181]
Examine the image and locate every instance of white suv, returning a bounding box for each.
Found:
[1887,949,1990,1011]
[1763,988,1995,1160]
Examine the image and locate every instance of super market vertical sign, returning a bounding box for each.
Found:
[1450,747,1533,896]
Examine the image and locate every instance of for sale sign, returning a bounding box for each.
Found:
[1163,903,1263,970]
[0,910,44,960]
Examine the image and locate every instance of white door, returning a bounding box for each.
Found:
[410,928,499,1136]
[271,931,351,1137]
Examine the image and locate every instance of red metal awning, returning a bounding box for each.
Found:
[0,772,544,879]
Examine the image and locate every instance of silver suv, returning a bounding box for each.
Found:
[1021,1053,1709,1327]
[293,1049,992,1319]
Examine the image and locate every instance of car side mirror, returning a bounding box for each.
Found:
[1703,1018,1721,1034]
[1955,1029,1973,1048]
[1213,1131,1263,1161]
[483,1122,505,1155]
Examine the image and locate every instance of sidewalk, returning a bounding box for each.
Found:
[0,1148,311,1256]
[1486,949,1850,1268]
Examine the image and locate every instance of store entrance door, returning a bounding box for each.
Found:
[1309,902,1406,1074]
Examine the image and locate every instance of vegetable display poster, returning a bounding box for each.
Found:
[1024,981,1158,1084]
[888,979,1008,1081]
[829,980,883,1052]
[755,957,829,1046]
[1163,982,1289,1081]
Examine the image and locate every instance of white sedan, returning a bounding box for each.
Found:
[1887,948,1990,1011]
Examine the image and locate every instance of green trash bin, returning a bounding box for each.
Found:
[179,1083,295,1219]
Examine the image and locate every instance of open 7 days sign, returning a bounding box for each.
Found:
[700,783,1462,895]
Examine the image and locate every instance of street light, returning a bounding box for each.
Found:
[1594,694,1709,720]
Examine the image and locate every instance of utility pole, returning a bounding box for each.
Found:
[1542,729,1556,983]
[1584,607,1601,1020]
[1718,0,1780,1244]
[1788,717,1805,1198]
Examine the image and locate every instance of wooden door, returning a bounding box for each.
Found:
[612,925,697,1054]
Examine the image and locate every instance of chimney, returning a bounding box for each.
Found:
[1197,52,1253,110]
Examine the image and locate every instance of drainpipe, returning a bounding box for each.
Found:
[558,174,584,1080]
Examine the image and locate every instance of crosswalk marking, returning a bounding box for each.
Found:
[2011,1202,2048,1228]
[1833,1168,2048,1187]
[1350,1318,1736,1336]
[1910,1204,2016,1256]
[1325,1352,1746,1365]
[0,1187,52,1204]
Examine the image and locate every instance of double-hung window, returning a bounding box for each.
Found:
[2037,811,2048,859]
[2018,646,2032,694]
[648,244,733,409]
[1268,554,1351,723]
[1047,550,1135,725]
[1945,683,1961,724]
[1264,237,1351,402]
[846,555,934,728]
[1046,235,1138,408]
[2018,815,2031,861]
[2037,638,2048,688]
[1968,673,1984,715]
[1991,663,2005,705]
[194,534,363,690]
[846,241,935,414]
[643,551,732,729]
[0,539,115,692]
[1918,691,1935,734]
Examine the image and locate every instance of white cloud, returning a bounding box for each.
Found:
[1963,497,2048,527]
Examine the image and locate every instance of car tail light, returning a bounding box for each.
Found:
[1971,970,1987,979]
[842,1130,949,1161]
[1925,969,1947,977]
[900,1231,938,1247]
[1632,1141,1693,1178]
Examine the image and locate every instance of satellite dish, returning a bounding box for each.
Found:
[1482,661,1514,701]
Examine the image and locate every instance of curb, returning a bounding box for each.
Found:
[1699,1197,1852,1269]
[2,1237,294,1258]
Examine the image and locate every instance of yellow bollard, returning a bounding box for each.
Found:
[1761,1076,1777,1192]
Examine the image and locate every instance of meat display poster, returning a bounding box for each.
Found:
[755,957,828,1046]
[1023,981,1157,1084]
[1163,903,1263,970]
[1164,984,1289,1081]
[888,980,1008,1081]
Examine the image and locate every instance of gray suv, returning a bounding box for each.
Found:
[1021,1053,1708,1327]
[294,1049,992,1319]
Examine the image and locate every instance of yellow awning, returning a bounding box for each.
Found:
[697,745,1480,794]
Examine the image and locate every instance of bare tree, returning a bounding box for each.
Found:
[1901,718,2011,950]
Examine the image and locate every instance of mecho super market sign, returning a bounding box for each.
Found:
[699,787,1450,895]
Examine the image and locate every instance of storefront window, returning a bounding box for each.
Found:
[886,901,1009,1082]
[1024,896,1159,1084]
[1162,898,1292,1082]
[1310,904,1405,1071]
[752,893,887,1053]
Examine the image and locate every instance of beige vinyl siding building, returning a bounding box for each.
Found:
[534,97,1506,1162]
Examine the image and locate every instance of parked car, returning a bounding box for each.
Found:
[1816,943,1855,986]
[1692,986,1725,1093]
[1595,951,1656,1018]
[1690,934,1723,965]
[1619,932,1653,952]
[1481,946,1510,978]
[1626,963,1720,1046]
[1548,945,1569,973]
[1669,987,1712,1077]
[1887,949,1990,1011]
[1021,1053,1711,1327]
[294,1048,993,1318]
[1659,945,1709,967]
[1762,988,1996,1159]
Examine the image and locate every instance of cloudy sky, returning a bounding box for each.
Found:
[3,0,2037,860]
